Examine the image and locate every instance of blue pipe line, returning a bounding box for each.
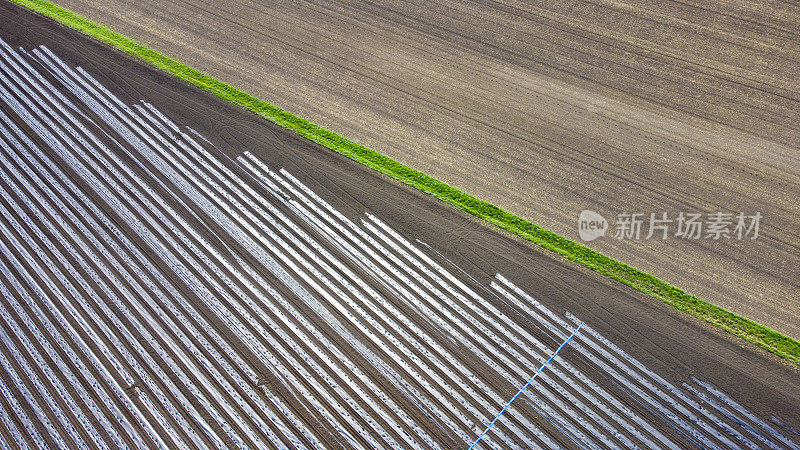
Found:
[468,321,585,450]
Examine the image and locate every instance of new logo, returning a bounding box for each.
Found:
[578,210,608,241]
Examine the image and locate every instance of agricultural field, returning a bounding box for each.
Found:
[0,0,798,449]
[43,0,800,340]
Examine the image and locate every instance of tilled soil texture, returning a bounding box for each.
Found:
[44,0,800,340]
[0,3,799,449]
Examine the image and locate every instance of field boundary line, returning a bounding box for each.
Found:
[11,0,800,366]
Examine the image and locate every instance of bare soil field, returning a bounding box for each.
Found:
[0,2,798,448]
[44,0,800,339]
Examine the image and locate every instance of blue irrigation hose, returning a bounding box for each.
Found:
[468,322,585,450]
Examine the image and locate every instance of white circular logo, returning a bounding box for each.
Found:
[578,210,607,241]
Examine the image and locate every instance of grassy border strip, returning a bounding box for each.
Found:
[12,0,800,366]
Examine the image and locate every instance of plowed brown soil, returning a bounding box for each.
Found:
[1,1,798,446]
[47,0,800,339]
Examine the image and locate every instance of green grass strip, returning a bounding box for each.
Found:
[13,0,800,366]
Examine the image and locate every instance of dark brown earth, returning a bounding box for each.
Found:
[45,0,800,340]
[1,1,798,447]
